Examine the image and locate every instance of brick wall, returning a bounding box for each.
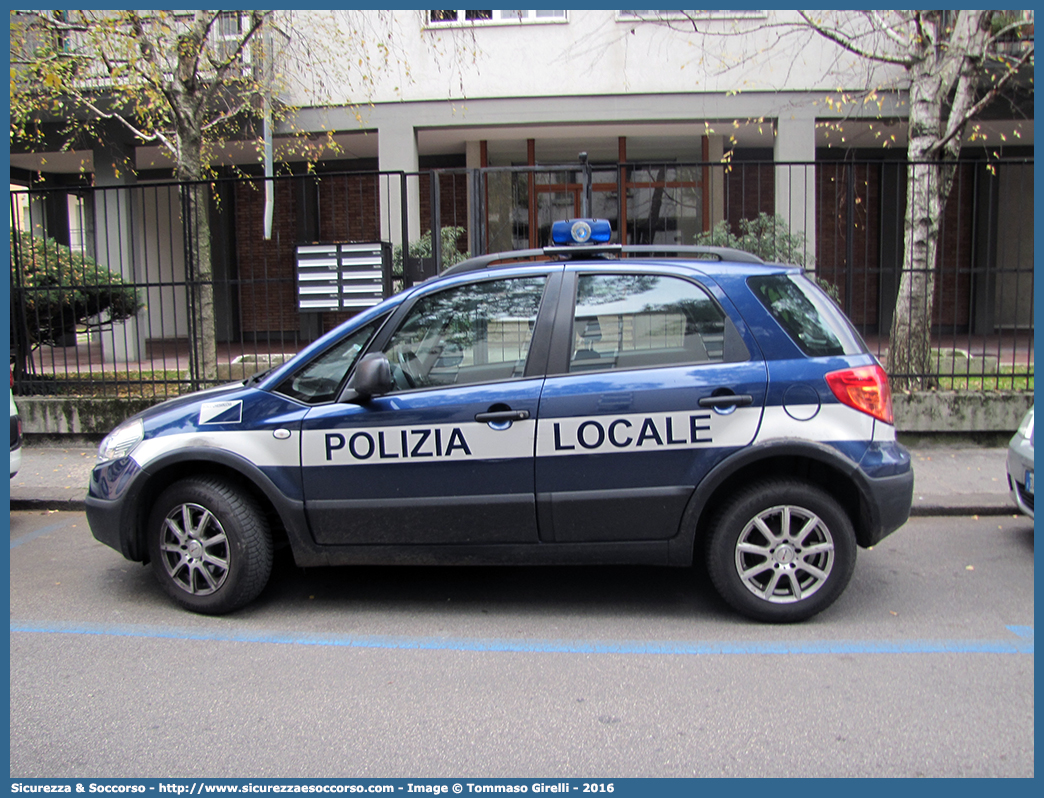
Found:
[933,164,974,331]
[233,179,300,337]
[723,161,775,228]
[816,162,881,327]
[815,161,973,332]
[418,172,471,238]
[233,175,382,338]
[316,174,382,242]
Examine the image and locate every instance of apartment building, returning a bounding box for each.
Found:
[9,10,1033,356]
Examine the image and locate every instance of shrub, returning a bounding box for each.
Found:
[10,231,143,347]
[696,213,840,302]
[696,212,812,267]
[392,226,469,278]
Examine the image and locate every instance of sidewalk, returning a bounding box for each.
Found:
[7,440,1018,517]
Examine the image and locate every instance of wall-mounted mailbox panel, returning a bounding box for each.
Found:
[295,242,388,312]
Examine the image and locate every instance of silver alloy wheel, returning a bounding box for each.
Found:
[734,503,835,604]
[158,502,231,596]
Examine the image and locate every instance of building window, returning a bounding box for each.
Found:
[427,10,567,26]
[212,11,252,66]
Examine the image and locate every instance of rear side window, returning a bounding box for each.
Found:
[570,273,734,372]
[748,274,865,357]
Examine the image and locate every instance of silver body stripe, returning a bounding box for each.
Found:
[129,403,894,471]
[132,430,300,469]
[753,404,888,443]
[303,420,536,466]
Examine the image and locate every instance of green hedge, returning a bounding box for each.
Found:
[11,231,142,346]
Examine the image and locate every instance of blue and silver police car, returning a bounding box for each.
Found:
[87,219,913,622]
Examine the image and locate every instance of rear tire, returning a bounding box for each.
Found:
[706,480,856,623]
[147,476,273,614]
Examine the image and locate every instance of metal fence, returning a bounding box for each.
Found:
[10,158,1034,401]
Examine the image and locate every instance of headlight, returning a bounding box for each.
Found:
[97,418,145,463]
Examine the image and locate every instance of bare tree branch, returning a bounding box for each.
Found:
[929,45,1035,158]
[797,10,915,67]
[74,95,177,154]
[867,11,909,49]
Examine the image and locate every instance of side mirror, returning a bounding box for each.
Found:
[345,353,393,402]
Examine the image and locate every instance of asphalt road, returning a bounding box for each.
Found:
[9,510,1034,778]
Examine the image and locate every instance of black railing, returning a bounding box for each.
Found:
[10,159,1034,401]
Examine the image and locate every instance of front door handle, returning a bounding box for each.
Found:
[475,409,531,423]
[698,394,753,409]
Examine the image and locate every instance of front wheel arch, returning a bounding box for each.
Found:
[147,475,273,614]
[127,450,300,563]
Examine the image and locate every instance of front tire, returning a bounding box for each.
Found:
[706,480,856,623]
[147,477,273,614]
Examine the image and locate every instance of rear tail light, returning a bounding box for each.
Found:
[825,364,894,425]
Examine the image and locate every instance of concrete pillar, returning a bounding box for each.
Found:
[706,134,726,230]
[774,114,817,268]
[92,139,143,363]
[377,119,420,247]
[465,140,483,169]
[464,141,488,253]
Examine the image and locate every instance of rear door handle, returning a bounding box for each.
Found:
[698,394,753,409]
[475,409,531,423]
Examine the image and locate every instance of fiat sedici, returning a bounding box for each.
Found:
[87,219,913,622]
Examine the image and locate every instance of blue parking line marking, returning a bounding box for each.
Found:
[1007,625,1034,640]
[8,621,1035,655]
[9,520,76,549]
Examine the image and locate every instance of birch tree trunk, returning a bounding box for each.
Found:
[173,15,218,384]
[888,11,993,391]
[887,67,951,389]
[183,180,218,385]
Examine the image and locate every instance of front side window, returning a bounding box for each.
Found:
[569,273,729,372]
[382,276,547,391]
[276,317,383,404]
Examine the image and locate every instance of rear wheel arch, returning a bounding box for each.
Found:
[704,477,858,622]
[673,443,866,564]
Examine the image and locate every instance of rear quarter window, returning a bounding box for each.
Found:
[747,273,865,357]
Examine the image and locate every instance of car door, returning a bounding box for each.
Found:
[301,268,559,546]
[534,266,767,543]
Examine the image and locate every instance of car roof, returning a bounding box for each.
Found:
[437,246,802,284]
[441,242,768,279]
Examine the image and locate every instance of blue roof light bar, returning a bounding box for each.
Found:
[551,218,613,246]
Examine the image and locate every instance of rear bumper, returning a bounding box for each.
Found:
[860,465,914,546]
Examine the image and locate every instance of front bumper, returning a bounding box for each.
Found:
[85,457,146,561]
[1006,443,1034,518]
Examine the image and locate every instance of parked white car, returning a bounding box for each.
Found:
[10,384,22,479]
[1006,407,1033,518]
